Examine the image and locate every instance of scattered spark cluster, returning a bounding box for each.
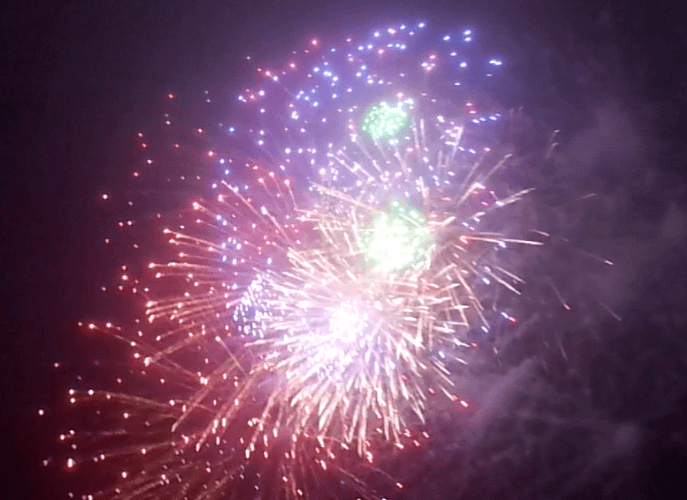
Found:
[360,102,409,141]
[54,22,545,500]
[362,200,433,272]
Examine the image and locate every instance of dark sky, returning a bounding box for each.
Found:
[2,0,686,498]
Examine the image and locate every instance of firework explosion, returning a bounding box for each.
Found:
[61,22,545,499]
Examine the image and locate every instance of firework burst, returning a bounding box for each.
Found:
[60,21,544,499]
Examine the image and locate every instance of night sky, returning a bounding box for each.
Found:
[2,0,687,498]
